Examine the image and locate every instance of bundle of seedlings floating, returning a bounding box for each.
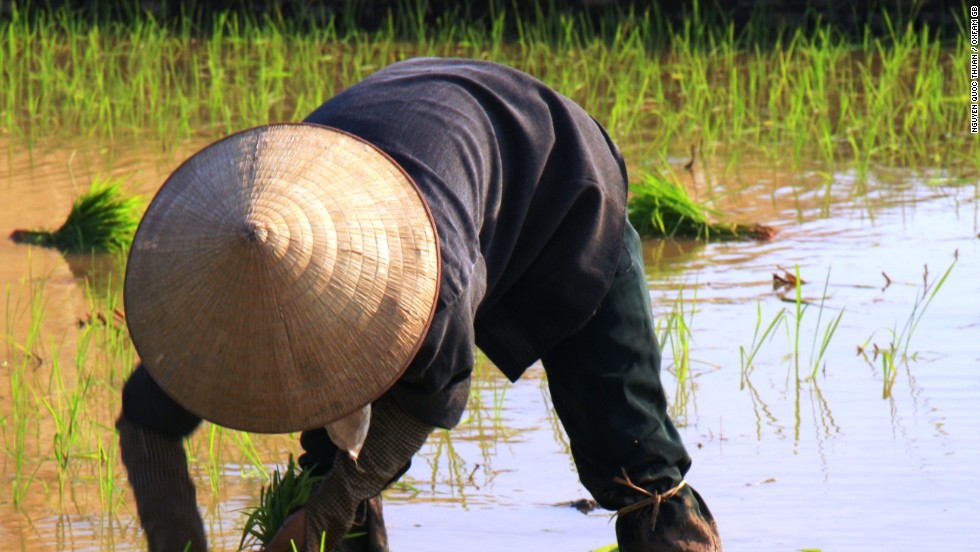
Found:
[10,176,142,253]
[627,173,775,241]
[240,456,322,550]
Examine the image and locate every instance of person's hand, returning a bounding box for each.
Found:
[261,509,306,552]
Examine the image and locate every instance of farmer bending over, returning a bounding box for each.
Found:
[117,58,721,552]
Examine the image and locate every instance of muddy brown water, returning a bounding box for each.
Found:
[1,136,978,551]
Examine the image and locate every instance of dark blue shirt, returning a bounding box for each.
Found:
[304,58,628,428]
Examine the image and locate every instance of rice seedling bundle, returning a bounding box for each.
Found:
[10,176,142,253]
[628,172,775,240]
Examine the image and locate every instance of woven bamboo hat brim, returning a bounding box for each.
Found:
[124,123,440,434]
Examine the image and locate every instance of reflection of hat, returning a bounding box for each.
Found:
[124,124,440,433]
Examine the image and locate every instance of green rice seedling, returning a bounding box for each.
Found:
[879,346,898,399]
[857,257,956,398]
[206,423,226,497]
[660,292,694,387]
[857,259,958,399]
[33,330,95,495]
[808,267,845,379]
[5,370,37,506]
[3,267,50,508]
[5,340,41,509]
[9,176,142,253]
[656,285,709,424]
[855,334,899,399]
[628,172,775,240]
[895,259,955,359]
[7,366,40,509]
[239,455,322,551]
[97,433,125,517]
[4,253,49,362]
[229,430,271,481]
[738,302,787,387]
[772,267,806,376]
[861,256,956,377]
[79,272,133,385]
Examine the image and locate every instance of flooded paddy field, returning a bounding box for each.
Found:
[392,160,980,551]
[1,5,979,550]
[1,134,976,551]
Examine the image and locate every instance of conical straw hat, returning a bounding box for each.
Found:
[124,123,440,433]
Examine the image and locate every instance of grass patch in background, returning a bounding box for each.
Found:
[9,176,142,253]
[0,1,974,176]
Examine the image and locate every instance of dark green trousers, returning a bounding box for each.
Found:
[541,221,692,509]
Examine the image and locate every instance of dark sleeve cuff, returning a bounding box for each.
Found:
[122,363,202,438]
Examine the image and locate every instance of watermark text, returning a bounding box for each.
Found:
[971,5,979,133]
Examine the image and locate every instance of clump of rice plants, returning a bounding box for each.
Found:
[10,176,142,253]
[239,455,322,551]
[627,172,775,240]
[3,4,975,175]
